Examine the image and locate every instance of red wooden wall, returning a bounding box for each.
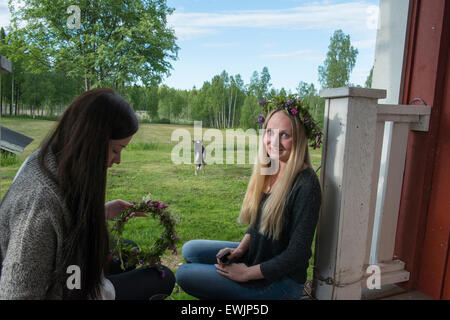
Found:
[395,0,450,300]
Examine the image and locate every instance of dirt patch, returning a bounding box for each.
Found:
[161,252,183,272]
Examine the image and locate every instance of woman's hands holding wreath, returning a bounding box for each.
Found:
[107,194,180,277]
[105,199,147,221]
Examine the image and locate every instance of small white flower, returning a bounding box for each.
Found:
[142,193,152,203]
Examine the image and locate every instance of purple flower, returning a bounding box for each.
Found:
[257,114,265,124]
[291,108,298,115]
[259,99,267,105]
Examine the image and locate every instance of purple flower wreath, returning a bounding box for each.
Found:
[254,95,323,150]
[109,194,179,277]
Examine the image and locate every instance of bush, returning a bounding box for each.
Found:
[1,151,19,167]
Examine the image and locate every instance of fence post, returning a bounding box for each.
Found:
[312,87,387,300]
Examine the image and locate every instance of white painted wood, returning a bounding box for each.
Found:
[372,0,411,105]
[365,120,385,265]
[313,97,348,300]
[362,270,410,289]
[377,260,406,273]
[377,105,431,115]
[409,113,431,132]
[371,0,411,276]
[377,114,419,123]
[377,105,431,124]
[333,96,380,299]
[320,87,387,100]
[313,88,429,299]
[376,122,410,263]
[313,89,382,300]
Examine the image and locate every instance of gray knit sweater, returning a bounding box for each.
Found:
[0,148,72,299]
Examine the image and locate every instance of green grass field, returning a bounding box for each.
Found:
[0,118,322,299]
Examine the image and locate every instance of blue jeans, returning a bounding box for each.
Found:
[176,240,304,300]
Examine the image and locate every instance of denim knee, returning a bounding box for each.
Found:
[175,263,191,289]
[181,240,201,263]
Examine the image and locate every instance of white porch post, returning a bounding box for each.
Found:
[312,87,387,300]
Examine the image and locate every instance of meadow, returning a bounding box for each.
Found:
[0,118,322,299]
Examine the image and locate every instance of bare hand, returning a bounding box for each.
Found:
[215,263,250,282]
[216,247,244,267]
[104,199,147,221]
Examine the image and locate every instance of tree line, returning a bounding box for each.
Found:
[0,0,372,130]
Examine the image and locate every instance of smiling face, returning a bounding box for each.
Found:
[108,136,133,168]
[263,111,293,163]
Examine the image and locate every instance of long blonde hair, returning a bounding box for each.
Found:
[239,109,312,240]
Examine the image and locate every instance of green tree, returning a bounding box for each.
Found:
[190,81,212,125]
[259,66,272,98]
[297,81,325,129]
[240,94,260,129]
[8,0,179,91]
[248,67,271,99]
[145,84,159,120]
[365,66,374,88]
[318,29,358,89]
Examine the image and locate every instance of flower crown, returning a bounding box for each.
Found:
[254,95,323,149]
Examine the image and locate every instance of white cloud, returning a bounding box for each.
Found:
[168,1,378,40]
[0,1,11,29]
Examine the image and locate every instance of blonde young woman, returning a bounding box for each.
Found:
[176,97,322,300]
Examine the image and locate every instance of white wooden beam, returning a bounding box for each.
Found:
[375,122,410,263]
[313,87,386,300]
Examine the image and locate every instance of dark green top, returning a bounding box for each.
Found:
[241,166,321,287]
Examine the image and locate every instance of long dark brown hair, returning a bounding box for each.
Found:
[38,88,138,299]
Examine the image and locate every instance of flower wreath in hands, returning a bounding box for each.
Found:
[255,95,323,150]
[109,194,179,277]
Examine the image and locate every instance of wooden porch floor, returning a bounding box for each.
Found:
[362,284,433,300]
[301,283,433,300]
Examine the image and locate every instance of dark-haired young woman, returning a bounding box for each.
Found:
[0,88,175,300]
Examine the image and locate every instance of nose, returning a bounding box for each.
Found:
[270,133,280,149]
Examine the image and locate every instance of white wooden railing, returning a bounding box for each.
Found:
[311,87,431,300]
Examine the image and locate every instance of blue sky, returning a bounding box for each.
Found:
[0,0,380,92]
[164,0,379,92]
